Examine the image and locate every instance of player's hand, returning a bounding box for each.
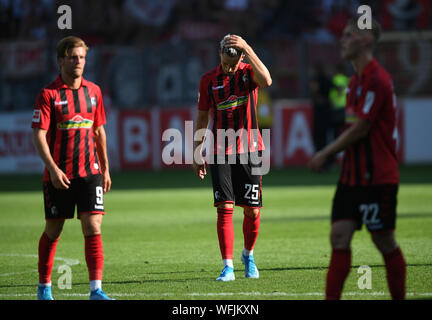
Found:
[102,170,111,193]
[193,160,207,180]
[308,151,327,173]
[224,34,249,53]
[49,167,70,189]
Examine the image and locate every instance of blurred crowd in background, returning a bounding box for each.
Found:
[2,0,429,44]
[0,0,431,113]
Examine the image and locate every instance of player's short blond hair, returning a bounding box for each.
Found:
[56,36,89,59]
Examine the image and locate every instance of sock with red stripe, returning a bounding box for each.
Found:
[38,232,60,285]
[85,234,104,288]
[217,207,234,261]
[325,248,351,300]
[383,247,406,300]
[243,210,260,254]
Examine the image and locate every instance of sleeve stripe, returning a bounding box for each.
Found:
[362,91,375,114]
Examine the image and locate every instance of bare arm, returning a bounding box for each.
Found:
[308,118,371,172]
[193,110,210,179]
[225,35,272,87]
[32,128,70,189]
[93,125,111,193]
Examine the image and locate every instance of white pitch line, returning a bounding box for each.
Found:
[0,253,80,277]
[0,292,431,298]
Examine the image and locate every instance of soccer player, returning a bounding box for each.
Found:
[193,34,272,281]
[308,19,406,300]
[32,36,114,300]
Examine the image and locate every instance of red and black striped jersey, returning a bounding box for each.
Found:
[341,58,399,186]
[198,62,263,155]
[32,75,106,182]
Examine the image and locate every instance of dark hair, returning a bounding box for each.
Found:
[347,18,382,47]
[220,34,242,57]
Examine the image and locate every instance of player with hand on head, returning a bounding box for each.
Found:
[193,34,272,281]
[308,19,406,300]
[32,36,113,300]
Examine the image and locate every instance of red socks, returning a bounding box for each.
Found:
[38,232,60,284]
[243,210,260,251]
[217,208,261,260]
[326,247,406,300]
[384,247,406,300]
[326,248,351,300]
[38,232,104,284]
[217,208,234,260]
[85,234,104,281]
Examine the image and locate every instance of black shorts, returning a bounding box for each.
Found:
[209,153,262,208]
[43,174,105,219]
[331,183,398,232]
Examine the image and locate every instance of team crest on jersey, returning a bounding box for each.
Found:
[91,97,97,106]
[242,74,249,83]
[57,115,94,130]
[357,86,362,97]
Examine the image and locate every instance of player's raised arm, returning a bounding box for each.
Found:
[223,34,272,88]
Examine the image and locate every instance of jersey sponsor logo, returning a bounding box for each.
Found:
[55,100,68,105]
[217,95,248,111]
[57,115,94,130]
[32,109,41,123]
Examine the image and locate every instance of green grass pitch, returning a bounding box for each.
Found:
[0,166,431,300]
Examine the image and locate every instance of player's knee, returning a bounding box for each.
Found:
[244,208,260,219]
[44,220,64,240]
[80,214,102,236]
[217,203,234,210]
[330,229,351,249]
[371,232,397,254]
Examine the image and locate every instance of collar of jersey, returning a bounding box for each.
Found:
[54,74,90,89]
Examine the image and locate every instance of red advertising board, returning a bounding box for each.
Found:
[272,102,315,167]
[118,110,153,169]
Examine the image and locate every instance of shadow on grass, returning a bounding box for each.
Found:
[1,264,430,289]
